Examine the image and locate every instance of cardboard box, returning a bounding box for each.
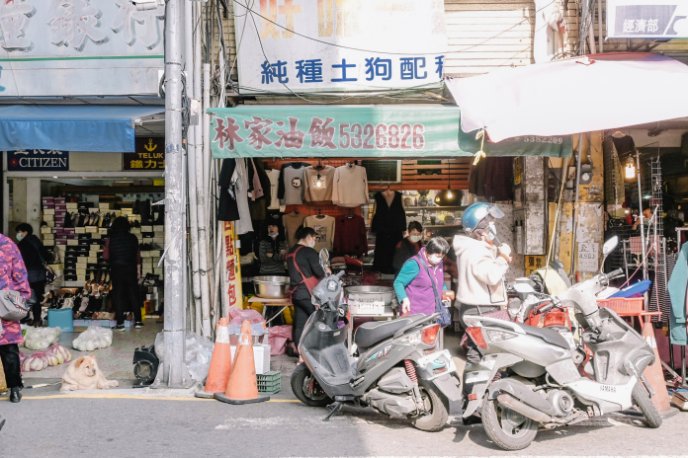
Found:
[43,208,55,215]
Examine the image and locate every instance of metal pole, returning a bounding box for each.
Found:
[160,0,191,388]
[569,134,584,277]
[637,150,648,280]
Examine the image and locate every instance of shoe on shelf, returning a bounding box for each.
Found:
[115,324,126,331]
[134,322,144,329]
[9,387,21,403]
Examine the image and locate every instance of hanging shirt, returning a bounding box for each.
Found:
[234,159,254,235]
[334,214,368,257]
[283,212,305,247]
[279,163,308,205]
[304,166,335,203]
[266,169,281,210]
[304,214,336,253]
[332,164,369,208]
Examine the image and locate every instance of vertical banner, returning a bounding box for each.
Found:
[224,221,243,311]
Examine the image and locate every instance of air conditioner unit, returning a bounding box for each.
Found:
[361,160,401,183]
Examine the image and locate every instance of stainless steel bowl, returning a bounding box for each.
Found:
[253,275,290,299]
[345,285,395,305]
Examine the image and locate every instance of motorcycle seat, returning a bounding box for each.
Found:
[354,316,421,350]
[522,324,570,349]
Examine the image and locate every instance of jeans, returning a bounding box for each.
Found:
[292,296,315,349]
[0,344,22,389]
[110,265,142,325]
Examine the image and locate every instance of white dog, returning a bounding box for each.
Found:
[60,355,119,391]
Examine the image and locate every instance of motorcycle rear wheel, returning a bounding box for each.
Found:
[632,382,662,428]
[291,363,332,407]
[481,397,538,451]
[411,386,448,432]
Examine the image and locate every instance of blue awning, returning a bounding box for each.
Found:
[0,105,164,153]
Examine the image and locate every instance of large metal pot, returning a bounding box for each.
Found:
[345,285,396,316]
[253,276,290,299]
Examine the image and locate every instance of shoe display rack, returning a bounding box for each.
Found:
[40,196,165,287]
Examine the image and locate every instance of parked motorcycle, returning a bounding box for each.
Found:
[290,271,463,431]
[462,236,662,450]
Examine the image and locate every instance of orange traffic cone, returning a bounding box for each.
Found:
[641,320,672,414]
[195,317,233,399]
[215,320,270,405]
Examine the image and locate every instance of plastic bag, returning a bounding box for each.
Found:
[24,326,61,350]
[227,306,265,326]
[45,343,72,366]
[268,325,292,356]
[153,332,214,383]
[20,351,49,372]
[72,325,113,352]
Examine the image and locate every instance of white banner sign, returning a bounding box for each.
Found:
[577,242,600,273]
[0,0,164,96]
[607,0,688,38]
[233,0,447,94]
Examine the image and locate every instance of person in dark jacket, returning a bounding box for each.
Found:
[104,217,142,330]
[392,221,424,274]
[15,223,51,326]
[258,223,288,275]
[286,227,328,357]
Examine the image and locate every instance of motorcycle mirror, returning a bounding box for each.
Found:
[600,236,619,271]
[602,236,619,257]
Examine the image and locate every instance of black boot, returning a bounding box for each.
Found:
[9,387,21,403]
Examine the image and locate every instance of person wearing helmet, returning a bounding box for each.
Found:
[453,202,512,367]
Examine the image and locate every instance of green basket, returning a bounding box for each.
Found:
[257,371,281,394]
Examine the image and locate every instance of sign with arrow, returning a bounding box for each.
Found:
[124,137,165,170]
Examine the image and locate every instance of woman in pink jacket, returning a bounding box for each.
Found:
[0,232,31,403]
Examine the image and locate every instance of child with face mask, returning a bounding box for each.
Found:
[393,237,455,317]
[392,221,424,275]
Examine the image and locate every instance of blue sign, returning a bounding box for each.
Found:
[7,150,69,171]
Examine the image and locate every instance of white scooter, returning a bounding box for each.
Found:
[463,237,662,451]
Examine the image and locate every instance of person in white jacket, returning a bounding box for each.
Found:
[453,202,512,368]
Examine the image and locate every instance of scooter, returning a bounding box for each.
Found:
[462,236,662,451]
[290,271,463,431]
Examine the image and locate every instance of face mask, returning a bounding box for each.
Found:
[16,233,25,242]
[269,233,278,239]
[485,222,498,242]
[428,254,443,265]
[408,235,422,243]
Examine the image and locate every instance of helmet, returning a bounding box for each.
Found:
[462,202,504,233]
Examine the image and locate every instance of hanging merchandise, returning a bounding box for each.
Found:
[283,210,305,247]
[266,169,281,210]
[304,164,335,203]
[332,163,369,208]
[278,162,309,205]
[668,242,688,345]
[334,212,367,257]
[468,156,514,201]
[371,190,406,274]
[233,159,254,235]
[217,159,239,221]
[304,213,335,253]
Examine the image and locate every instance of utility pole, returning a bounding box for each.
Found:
[159,0,191,388]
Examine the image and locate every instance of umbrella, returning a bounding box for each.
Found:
[445,52,688,142]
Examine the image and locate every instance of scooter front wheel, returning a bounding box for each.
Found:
[632,382,662,428]
[481,396,538,451]
[291,363,332,407]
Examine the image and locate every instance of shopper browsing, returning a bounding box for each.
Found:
[286,227,329,357]
[393,237,455,317]
[15,223,52,326]
[392,221,424,274]
[0,232,32,403]
[104,217,143,330]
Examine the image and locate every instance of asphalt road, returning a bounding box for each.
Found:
[0,392,684,457]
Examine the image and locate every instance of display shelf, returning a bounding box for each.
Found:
[404,206,465,211]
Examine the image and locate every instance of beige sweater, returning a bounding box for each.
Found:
[331,165,369,208]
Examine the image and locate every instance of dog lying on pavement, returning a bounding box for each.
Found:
[60,355,119,391]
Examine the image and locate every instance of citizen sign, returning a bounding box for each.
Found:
[7,150,69,171]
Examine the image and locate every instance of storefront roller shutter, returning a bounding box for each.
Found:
[443,0,535,76]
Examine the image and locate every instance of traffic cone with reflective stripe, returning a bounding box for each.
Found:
[195,317,233,399]
[641,320,672,414]
[215,320,270,405]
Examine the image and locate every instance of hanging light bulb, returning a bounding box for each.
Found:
[445,189,454,200]
[624,157,636,180]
